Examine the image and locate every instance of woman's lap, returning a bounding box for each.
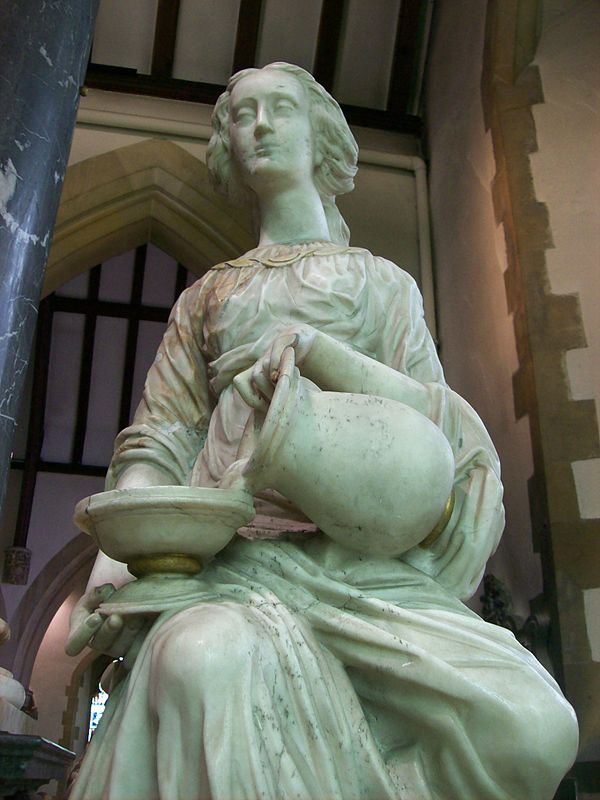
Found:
[71,553,578,800]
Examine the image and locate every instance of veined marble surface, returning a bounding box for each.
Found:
[0,0,99,512]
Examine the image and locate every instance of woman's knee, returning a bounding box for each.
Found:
[482,676,578,797]
[150,603,267,689]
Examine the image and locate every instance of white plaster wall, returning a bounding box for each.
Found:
[424,0,541,616]
[530,0,600,521]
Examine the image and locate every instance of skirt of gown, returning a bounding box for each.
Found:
[70,536,578,800]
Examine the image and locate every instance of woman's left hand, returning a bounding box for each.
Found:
[233,324,318,411]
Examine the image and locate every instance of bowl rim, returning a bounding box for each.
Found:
[74,485,256,535]
[73,485,256,563]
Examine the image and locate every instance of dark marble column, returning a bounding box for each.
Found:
[0,0,99,512]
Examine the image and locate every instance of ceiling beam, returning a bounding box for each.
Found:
[388,0,424,116]
[118,245,146,432]
[86,66,224,104]
[85,68,422,133]
[313,0,346,92]
[151,0,181,78]
[232,0,264,73]
[71,266,101,466]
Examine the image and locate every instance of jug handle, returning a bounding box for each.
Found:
[270,344,297,384]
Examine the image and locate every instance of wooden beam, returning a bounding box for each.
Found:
[51,296,170,324]
[84,65,423,132]
[388,0,423,116]
[118,245,146,432]
[174,263,189,304]
[71,266,101,465]
[11,459,108,477]
[151,0,181,78]
[313,0,346,92]
[232,0,263,73]
[341,104,422,134]
[86,65,225,105]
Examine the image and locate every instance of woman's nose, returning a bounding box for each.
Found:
[254,107,273,135]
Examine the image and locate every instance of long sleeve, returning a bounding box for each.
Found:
[105,282,214,489]
[378,268,504,600]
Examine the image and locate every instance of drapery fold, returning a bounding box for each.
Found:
[72,539,576,800]
[76,244,577,800]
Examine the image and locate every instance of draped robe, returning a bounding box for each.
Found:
[71,242,577,800]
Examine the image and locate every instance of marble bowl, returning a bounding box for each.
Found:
[74,486,255,570]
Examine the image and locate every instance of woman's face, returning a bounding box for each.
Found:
[228,69,316,195]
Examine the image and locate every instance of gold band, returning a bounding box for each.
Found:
[419,490,455,549]
[128,553,203,578]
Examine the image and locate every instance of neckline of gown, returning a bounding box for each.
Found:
[217,240,364,270]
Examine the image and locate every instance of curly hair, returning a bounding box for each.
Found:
[206,62,358,246]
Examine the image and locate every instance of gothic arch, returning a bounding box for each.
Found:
[4,533,97,685]
[3,139,255,683]
[43,138,255,296]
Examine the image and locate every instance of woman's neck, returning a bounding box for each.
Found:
[256,184,331,247]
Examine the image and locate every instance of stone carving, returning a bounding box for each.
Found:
[66,63,578,799]
[2,546,32,585]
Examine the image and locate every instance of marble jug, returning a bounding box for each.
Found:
[242,348,454,555]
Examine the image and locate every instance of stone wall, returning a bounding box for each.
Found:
[529,0,600,759]
[424,0,541,617]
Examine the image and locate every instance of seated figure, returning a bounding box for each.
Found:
[67,62,578,800]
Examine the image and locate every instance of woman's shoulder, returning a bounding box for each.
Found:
[168,270,220,322]
[370,252,416,282]
[345,247,419,294]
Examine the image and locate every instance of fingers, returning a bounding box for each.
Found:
[94,614,149,657]
[219,458,249,490]
[251,358,275,402]
[91,614,124,653]
[79,583,115,614]
[66,611,148,660]
[66,584,150,664]
[268,333,299,381]
[65,612,105,656]
[92,583,116,605]
[234,326,315,411]
[233,366,269,412]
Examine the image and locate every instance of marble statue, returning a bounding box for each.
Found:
[66,63,578,800]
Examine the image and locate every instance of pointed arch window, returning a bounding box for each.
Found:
[7,245,193,562]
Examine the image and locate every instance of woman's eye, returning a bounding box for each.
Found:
[234,108,255,124]
[274,102,295,115]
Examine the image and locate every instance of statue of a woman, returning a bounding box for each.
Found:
[67,63,577,800]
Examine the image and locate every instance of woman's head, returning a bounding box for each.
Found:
[207,62,358,245]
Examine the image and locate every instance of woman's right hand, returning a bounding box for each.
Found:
[66,584,148,668]
[233,324,318,411]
